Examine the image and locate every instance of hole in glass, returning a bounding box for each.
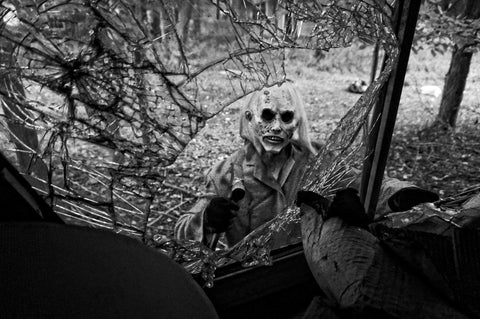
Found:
[0,0,401,288]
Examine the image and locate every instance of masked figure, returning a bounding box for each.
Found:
[174,82,438,249]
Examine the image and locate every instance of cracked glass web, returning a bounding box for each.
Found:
[0,0,398,286]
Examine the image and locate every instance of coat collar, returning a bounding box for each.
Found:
[244,142,307,192]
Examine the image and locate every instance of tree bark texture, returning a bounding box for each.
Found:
[146,7,162,38]
[300,204,468,318]
[440,0,480,19]
[437,46,472,128]
[265,0,277,18]
[158,1,175,41]
[177,2,194,42]
[435,0,480,129]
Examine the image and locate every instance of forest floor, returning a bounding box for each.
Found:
[153,44,480,235]
[169,44,480,202]
[1,43,479,235]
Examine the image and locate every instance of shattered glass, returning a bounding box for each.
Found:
[1,0,398,286]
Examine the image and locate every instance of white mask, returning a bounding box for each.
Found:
[247,87,299,154]
[240,83,315,156]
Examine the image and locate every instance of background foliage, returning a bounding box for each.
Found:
[0,0,478,251]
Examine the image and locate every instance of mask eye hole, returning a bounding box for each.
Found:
[280,111,294,123]
[261,108,276,122]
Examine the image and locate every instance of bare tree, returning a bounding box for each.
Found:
[177,1,195,42]
[436,0,480,129]
[416,0,480,130]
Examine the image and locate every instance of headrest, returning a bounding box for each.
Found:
[0,222,218,319]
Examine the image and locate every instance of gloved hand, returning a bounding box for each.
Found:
[388,187,439,212]
[297,188,370,228]
[328,188,370,228]
[296,190,330,216]
[204,197,239,233]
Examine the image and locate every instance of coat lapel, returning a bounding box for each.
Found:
[243,143,282,194]
[245,143,304,195]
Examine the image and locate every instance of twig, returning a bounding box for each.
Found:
[162,181,212,198]
[147,197,194,227]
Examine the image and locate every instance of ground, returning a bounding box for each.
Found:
[1,43,479,236]
[169,44,480,208]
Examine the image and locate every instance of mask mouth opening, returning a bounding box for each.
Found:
[263,136,285,144]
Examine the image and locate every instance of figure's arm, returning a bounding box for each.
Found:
[339,167,438,218]
[375,178,439,217]
[307,143,438,220]
[174,197,210,244]
[173,159,238,246]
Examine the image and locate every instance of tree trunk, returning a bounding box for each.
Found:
[177,2,194,43]
[146,7,162,38]
[432,0,480,129]
[230,0,247,19]
[159,2,174,41]
[435,46,472,129]
[440,0,480,19]
[191,1,201,38]
[265,0,277,18]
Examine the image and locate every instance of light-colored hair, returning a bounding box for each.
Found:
[239,82,315,155]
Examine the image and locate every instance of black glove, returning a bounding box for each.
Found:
[388,187,439,212]
[296,190,330,216]
[204,197,239,233]
[297,188,370,228]
[328,188,370,228]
